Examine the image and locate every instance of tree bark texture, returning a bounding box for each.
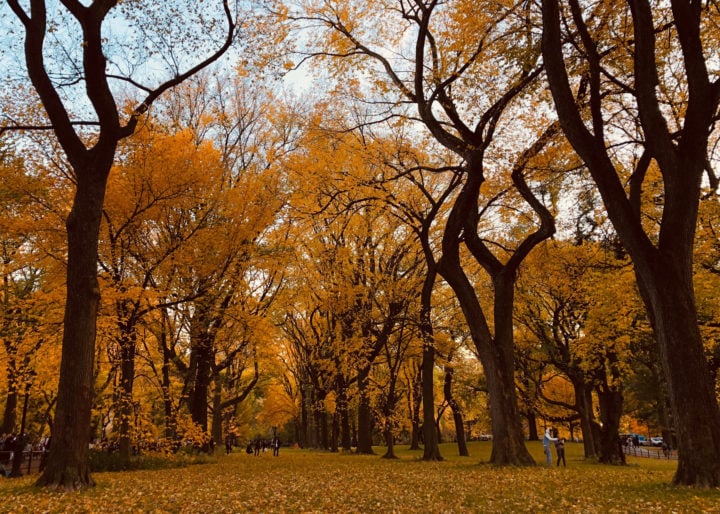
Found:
[36,171,110,489]
[420,271,442,461]
[444,364,469,457]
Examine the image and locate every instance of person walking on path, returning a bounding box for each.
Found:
[555,437,566,467]
[543,428,558,465]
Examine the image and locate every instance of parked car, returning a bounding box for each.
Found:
[479,434,493,441]
[621,433,646,446]
[650,436,664,447]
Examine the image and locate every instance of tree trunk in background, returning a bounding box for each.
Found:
[160,325,176,441]
[409,361,422,450]
[356,371,374,454]
[330,410,339,453]
[337,387,351,451]
[300,384,312,448]
[571,377,598,459]
[382,419,396,459]
[211,379,224,448]
[1,387,17,435]
[117,326,136,466]
[420,271,442,461]
[526,412,539,441]
[444,364,468,457]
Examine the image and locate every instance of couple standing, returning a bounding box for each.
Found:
[542,428,566,466]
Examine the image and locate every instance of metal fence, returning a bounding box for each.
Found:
[0,450,48,476]
[623,445,677,460]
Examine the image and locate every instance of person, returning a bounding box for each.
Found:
[542,427,558,465]
[271,437,280,457]
[555,437,566,467]
[662,441,670,458]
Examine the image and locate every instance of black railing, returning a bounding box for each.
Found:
[0,450,48,476]
[623,445,676,460]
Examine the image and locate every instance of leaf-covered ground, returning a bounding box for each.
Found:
[1,442,718,513]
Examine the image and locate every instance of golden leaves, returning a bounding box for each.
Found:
[2,444,718,512]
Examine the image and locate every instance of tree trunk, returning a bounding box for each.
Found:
[161,329,176,441]
[526,411,539,441]
[382,419,397,459]
[330,410,339,453]
[117,326,136,467]
[314,390,329,450]
[571,376,598,459]
[409,360,422,450]
[420,271,442,461]
[644,272,720,485]
[438,169,536,466]
[596,388,625,465]
[211,378,224,449]
[1,388,17,435]
[336,387,351,451]
[188,333,213,432]
[36,169,110,489]
[356,371,374,454]
[300,384,312,449]
[444,363,469,457]
[441,263,534,465]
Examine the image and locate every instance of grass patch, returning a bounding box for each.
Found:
[1,441,718,513]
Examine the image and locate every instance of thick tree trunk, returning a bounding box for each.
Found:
[643,272,720,486]
[211,378,223,449]
[597,388,625,465]
[484,353,534,465]
[188,334,213,432]
[300,384,312,449]
[441,262,534,465]
[438,168,537,466]
[36,170,109,489]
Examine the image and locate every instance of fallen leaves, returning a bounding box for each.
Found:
[1,442,719,513]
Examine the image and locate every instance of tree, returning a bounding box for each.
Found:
[3,0,236,489]
[517,240,642,463]
[0,147,55,437]
[286,0,560,466]
[542,0,720,485]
